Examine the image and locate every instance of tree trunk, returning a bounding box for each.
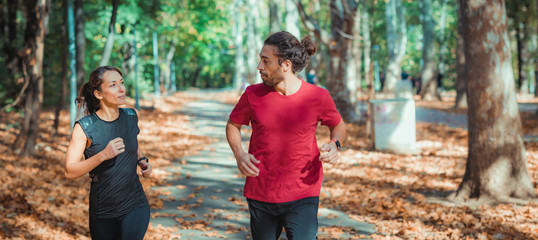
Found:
[4,0,22,73]
[162,41,176,95]
[54,0,68,135]
[99,0,118,67]
[384,0,407,93]
[361,0,371,94]
[454,0,467,108]
[285,0,300,39]
[437,0,448,90]
[13,0,49,157]
[191,65,202,87]
[74,0,85,89]
[419,0,439,100]
[451,0,535,204]
[294,0,359,122]
[269,0,281,34]
[245,0,260,85]
[348,3,362,95]
[233,0,246,93]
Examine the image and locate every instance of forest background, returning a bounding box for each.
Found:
[1,0,538,239]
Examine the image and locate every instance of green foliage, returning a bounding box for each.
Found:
[0,0,535,110]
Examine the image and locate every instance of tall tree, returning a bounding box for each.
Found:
[244,0,261,85]
[74,0,85,89]
[269,0,281,34]
[53,0,68,134]
[285,0,300,38]
[361,0,371,93]
[419,0,438,100]
[437,0,448,89]
[233,0,246,93]
[451,0,535,204]
[294,0,359,122]
[454,0,467,108]
[161,40,176,96]
[12,0,49,157]
[384,0,407,92]
[295,0,360,122]
[347,3,362,98]
[99,0,119,66]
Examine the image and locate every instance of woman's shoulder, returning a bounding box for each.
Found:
[77,113,98,130]
[120,108,138,116]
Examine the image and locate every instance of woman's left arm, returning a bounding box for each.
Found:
[134,108,152,178]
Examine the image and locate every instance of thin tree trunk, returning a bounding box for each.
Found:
[233,0,246,93]
[13,0,49,157]
[451,0,534,204]
[362,0,371,94]
[384,0,407,93]
[269,0,281,34]
[54,0,68,134]
[348,3,362,96]
[245,0,260,85]
[437,0,448,88]
[99,0,118,67]
[454,0,467,108]
[419,0,439,100]
[285,0,300,39]
[162,41,176,96]
[74,0,85,89]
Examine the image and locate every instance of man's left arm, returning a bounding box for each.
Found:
[320,120,346,164]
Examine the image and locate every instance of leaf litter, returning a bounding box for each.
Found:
[0,91,537,239]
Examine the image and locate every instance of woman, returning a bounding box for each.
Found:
[65,66,152,240]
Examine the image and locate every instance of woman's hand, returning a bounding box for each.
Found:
[138,160,152,178]
[102,137,125,160]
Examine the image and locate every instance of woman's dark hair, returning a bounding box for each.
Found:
[263,31,316,73]
[76,66,122,115]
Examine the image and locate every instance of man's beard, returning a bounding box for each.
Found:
[262,73,285,87]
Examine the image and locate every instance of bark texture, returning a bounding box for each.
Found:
[452,0,535,203]
[12,0,49,157]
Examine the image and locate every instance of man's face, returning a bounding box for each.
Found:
[257,45,284,87]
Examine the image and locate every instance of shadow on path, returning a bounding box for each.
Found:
[150,91,376,239]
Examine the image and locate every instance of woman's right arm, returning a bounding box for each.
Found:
[65,123,111,180]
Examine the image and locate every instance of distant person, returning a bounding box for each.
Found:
[401,71,409,81]
[226,31,346,239]
[65,66,152,240]
[379,72,385,91]
[413,75,422,94]
[437,72,444,93]
[306,69,316,84]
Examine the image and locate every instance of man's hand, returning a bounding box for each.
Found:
[235,152,260,177]
[320,143,339,164]
[138,160,152,178]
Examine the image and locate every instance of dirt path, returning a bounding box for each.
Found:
[149,89,376,239]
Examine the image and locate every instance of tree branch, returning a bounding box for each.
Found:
[2,61,30,112]
[292,0,331,47]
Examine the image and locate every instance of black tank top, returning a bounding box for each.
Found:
[77,108,148,218]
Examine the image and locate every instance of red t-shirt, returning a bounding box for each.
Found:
[229,82,342,203]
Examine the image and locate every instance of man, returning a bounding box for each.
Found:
[226,31,346,240]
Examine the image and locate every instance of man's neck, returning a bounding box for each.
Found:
[274,75,302,96]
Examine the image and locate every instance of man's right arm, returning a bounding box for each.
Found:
[225,119,259,177]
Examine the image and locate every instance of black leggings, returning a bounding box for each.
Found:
[89,205,150,240]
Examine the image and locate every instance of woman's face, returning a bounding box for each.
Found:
[94,70,126,107]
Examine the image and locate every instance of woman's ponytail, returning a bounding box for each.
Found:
[74,66,122,122]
